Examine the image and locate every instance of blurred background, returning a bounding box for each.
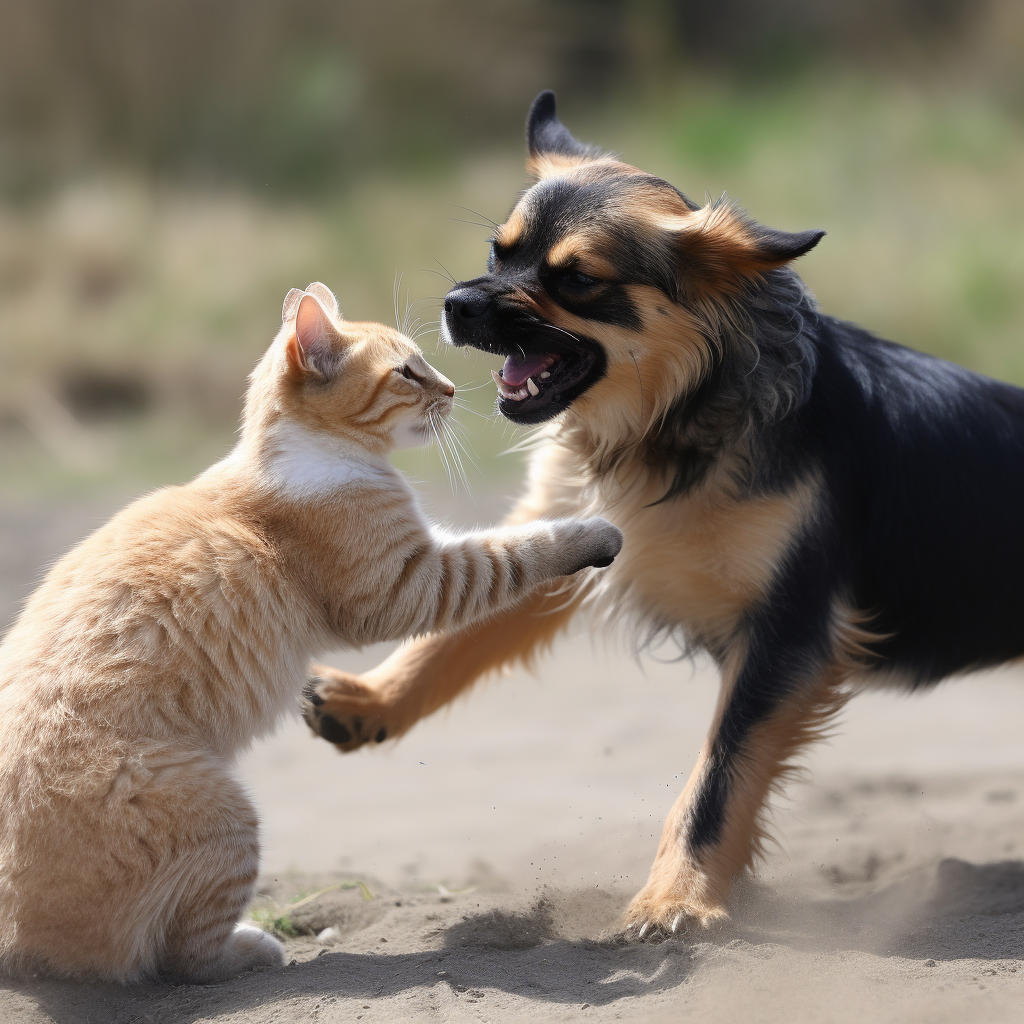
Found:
[0,0,1023,497]
[2,1,1024,955]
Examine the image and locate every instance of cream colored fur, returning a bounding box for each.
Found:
[0,284,621,983]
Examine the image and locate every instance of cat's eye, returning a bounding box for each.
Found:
[396,364,417,381]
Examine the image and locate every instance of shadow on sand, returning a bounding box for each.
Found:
[15,856,1024,1024]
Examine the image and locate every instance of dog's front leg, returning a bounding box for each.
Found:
[624,633,849,940]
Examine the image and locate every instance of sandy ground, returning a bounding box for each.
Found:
[4,487,1024,1022]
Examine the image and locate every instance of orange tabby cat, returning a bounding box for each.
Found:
[0,283,622,983]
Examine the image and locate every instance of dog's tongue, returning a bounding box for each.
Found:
[501,353,551,387]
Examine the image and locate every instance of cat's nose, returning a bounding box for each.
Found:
[441,382,455,398]
[444,287,490,322]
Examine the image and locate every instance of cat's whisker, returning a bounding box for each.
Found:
[429,410,459,491]
[429,414,457,492]
[452,405,493,424]
[445,414,478,439]
[436,414,473,495]
[401,296,435,337]
[440,423,472,497]
[452,397,491,415]
[440,415,478,472]
[444,420,481,461]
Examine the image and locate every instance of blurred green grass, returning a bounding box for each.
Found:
[1,76,1022,497]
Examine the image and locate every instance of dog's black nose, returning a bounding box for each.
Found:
[444,287,491,321]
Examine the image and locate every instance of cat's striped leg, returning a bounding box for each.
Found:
[156,764,284,983]
[304,576,586,750]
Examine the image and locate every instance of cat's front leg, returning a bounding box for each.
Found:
[302,572,591,750]
[304,441,594,749]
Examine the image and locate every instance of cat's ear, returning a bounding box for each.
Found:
[282,288,304,323]
[287,294,338,378]
[304,282,340,317]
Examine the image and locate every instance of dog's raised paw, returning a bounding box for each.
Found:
[300,673,392,752]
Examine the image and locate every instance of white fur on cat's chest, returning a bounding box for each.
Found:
[258,422,393,500]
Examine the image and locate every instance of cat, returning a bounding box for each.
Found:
[0,282,622,983]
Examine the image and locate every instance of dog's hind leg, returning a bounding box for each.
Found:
[623,595,860,940]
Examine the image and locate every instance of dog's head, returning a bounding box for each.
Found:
[442,91,823,441]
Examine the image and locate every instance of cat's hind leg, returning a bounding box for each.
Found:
[164,922,284,984]
[148,755,285,983]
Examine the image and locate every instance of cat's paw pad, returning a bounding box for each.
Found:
[301,675,392,752]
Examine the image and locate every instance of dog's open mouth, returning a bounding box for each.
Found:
[486,342,605,424]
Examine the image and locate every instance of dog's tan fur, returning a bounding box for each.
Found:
[307,113,874,937]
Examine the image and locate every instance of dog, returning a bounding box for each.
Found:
[303,90,1024,939]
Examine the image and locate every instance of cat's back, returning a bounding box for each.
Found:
[0,481,304,741]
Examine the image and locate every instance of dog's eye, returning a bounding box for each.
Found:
[488,240,507,271]
[560,270,598,289]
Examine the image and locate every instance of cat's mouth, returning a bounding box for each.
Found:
[486,342,605,425]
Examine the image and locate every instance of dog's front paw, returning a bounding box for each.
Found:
[621,876,730,942]
[301,668,395,752]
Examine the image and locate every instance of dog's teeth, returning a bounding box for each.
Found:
[527,377,539,397]
[540,371,551,379]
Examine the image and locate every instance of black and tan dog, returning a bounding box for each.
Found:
[304,92,1024,938]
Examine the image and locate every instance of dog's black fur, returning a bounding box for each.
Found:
[444,94,1024,872]
[450,92,1024,690]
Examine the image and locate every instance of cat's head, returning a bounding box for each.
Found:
[247,283,456,454]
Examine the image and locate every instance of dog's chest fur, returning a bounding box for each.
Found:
[547,444,820,648]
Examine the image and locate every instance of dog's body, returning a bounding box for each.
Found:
[304,92,1024,937]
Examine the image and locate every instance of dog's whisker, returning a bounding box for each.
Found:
[450,204,499,229]
[447,217,497,231]
[428,257,458,287]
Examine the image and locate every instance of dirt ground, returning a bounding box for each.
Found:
[4,488,1024,1023]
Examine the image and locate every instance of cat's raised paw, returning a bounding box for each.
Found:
[301,670,395,752]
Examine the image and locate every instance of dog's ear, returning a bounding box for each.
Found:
[526,91,602,178]
[669,201,824,294]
